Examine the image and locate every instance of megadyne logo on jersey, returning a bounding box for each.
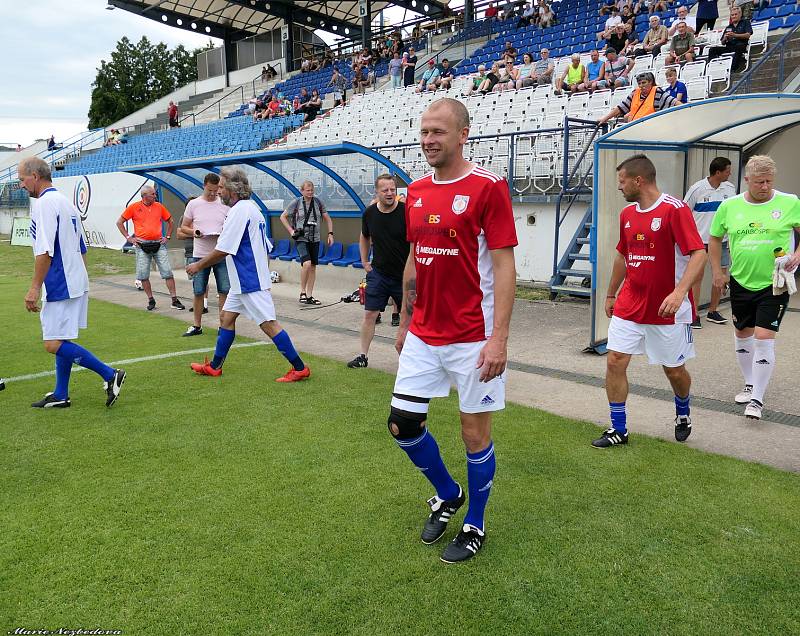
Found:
[415,242,460,266]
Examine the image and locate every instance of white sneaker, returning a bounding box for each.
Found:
[735,384,753,404]
[744,400,763,420]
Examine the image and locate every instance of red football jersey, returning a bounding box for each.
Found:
[406,165,518,346]
[614,193,704,325]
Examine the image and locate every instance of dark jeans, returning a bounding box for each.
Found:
[696,17,716,32]
[708,44,747,71]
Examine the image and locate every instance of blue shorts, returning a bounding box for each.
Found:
[188,257,231,296]
[365,267,403,312]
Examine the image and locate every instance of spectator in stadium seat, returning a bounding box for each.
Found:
[663,67,688,104]
[302,89,322,122]
[501,0,516,19]
[389,51,404,89]
[666,21,697,65]
[417,59,441,92]
[516,52,536,88]
[265,64,277,80]
[178,173,230,337]
[502,41,518,63]
[328,67,347,106]
[280,180,334,306]
[531,47,555,84]
[536,0,556,28]
[494,60,519,91]
[620,23,640,56]
[261,66,269,83]
[597,71,678,124]
[252,97,267,121]
[734,0,755,21]
[695,0,719,33]
[707,6,751,73]
[116,185,185,312]
[478,62,502,93]
[556,54,587,94]
[301,57,311,73]
[598,48,633,88]
[466,65,488,95]
[518,2,537,27]
[168,101,179,128]
[485,2,499,19]
[266,95,283,119]
[600,0,617,15]
[580,49,606,91]
[435,59,456,90]
[633,15,669,57]
[605,23,629,54]
[620,4,636,26]
[668,5,697,36]
[403,48,418,87]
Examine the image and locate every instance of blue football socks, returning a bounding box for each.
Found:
[395,428,460,501]
[609,401,627,434]
[53,354,73,400]
[675,394,691,417]
[211,328,235,369]
[271,329,305,371]
[464,442,495,532]
[56,341,114,382]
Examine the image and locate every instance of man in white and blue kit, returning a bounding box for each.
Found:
[187,167,311,382]
[19,158,125,408]
[684,156,737,328]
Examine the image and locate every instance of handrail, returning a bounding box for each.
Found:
[0,128,105,184]
[728,21,800,94]
[181,83,246,126]
[251,61,284,97]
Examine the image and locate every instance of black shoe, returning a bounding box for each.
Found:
[375,313,382,324]
[674,415,692,442]
[104,369,126,407]
[147,298,156,311]
[32,393,70,408]
[706,311,727,324]
[441,524,485,563]
[202,307,209,314]
[690,317,702,329]
[591,428,628,448]
[391,313,400,327]
[421,485,465,544]
[183,325,203,337]
[347,354,368,368]
[0,378,5,391]
[172,298,186,310]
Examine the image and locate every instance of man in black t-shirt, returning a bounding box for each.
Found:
[347,174,409,369]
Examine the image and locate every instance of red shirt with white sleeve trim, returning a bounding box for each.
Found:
[614,193,704,325]
[406,165,518,345]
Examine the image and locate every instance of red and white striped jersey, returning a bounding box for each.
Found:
[405,165,518,345]
[614,193,704,325]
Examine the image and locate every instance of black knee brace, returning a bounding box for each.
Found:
[388,396,429,440]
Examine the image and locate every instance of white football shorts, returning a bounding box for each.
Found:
[393,331,506,414]
[222,290,276,324]
[40,292,89,341]
[607,315,695,367]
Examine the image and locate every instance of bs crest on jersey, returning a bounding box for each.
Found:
[452,195,470,215]
[650,217,661,231]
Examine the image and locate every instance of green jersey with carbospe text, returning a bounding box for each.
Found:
[710,191,800,291]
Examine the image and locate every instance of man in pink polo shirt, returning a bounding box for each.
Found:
[178,173,230,336]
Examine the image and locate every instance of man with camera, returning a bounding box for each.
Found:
[116,185,185,311]
[279,181,334,305]
[178,173,230,336]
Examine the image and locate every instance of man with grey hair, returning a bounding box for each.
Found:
[18,157,125,408]
[279,180,334,305]
[709,155,800,420]
[530,48,554,85]
[633,15,669,57]
[187,167,311,382]
[116,184,185,311]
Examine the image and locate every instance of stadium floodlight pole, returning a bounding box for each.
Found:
[361,0,372,50]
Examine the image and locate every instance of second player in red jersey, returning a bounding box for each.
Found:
[405,166,517,346]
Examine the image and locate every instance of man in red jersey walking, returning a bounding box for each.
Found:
[597,154,706,449]
[389,98,518,563]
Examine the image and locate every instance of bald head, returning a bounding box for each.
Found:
[425,98,470,131]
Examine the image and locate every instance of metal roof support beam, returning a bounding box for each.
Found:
[388,0,449,18]
[107,0,233,39]
[140,171,189,203]
[362,0,372,49]
[225,0,362,40]
[299,157,365,212]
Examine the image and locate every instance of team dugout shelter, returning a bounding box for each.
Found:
[590,94,800,352]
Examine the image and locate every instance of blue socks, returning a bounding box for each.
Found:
[271,329,304,371]
[675,394,691,417]
[464,442,495,532]
[609,401,627,433]
[211,327,236,369]
[56,341,114,383]
[396,428,460,501]
[53,354,73,400]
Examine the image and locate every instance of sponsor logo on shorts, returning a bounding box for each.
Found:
[677,354,685,362]
[480,394,495,406]
[755,358,770,365]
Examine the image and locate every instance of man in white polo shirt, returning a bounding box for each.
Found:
[179,173,230,336]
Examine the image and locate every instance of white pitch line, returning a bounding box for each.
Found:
[4,341,270,383]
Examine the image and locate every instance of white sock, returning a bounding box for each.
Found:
[735,336,755,386]
[203,298,208,309]
[750,339,776,404]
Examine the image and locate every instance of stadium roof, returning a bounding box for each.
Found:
[107,0,451,41]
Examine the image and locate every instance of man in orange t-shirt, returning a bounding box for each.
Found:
[115,185,185,311]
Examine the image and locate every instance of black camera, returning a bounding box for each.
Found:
[292,229,305,240]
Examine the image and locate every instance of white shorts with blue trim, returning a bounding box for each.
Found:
[40,292,89,341]
[392,332,506,414]
[607,315,695,367]
[222,289,276,325]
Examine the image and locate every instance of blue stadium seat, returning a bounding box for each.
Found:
[318,241,343,264]
[332,243,360,267]
[268,239,290,259]
[784,12,800,26]
[278,243,299,261]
